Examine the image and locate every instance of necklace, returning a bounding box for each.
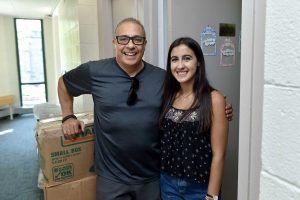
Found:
[176,92,194,101]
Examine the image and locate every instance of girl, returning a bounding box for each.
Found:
[159,37,229,200]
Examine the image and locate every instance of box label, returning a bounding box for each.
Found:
[60,125,94,147]
[52,163,74,182]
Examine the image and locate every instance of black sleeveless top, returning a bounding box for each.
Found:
[160,107,212,184]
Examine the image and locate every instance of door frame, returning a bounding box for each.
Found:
[238,0,265,199]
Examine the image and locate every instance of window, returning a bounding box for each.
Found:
[15,19,47,107]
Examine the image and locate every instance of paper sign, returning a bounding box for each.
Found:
[201,25,217,56]
[220,37,235,66]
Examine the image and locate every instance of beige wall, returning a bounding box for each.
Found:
[78,0,100,111]
[43,16,58,104]
[0,16,20,106]
[55,0,81,72]
[52,0,99,113]
[53,0,83,113]
[112,0,138,30]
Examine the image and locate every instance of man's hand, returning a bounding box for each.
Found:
[61,118,85,140]
[225,102,233,121]
[224,96,233,121]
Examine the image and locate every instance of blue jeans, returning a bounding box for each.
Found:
[160,173,208,200]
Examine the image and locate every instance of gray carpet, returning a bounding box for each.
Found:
[0,114,43,200]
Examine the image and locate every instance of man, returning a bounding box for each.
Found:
[58,17,232,200]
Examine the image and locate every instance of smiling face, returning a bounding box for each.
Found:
[113,21,147,71]
[170,44,198,86]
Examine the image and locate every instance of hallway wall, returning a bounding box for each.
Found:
[0,16,19,103]
[51,0,100,113]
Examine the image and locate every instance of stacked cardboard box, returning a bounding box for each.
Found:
[43,175,96,200]
[35,112,96,200]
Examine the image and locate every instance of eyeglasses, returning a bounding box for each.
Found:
[127,77,139,106]
[116,35,146,45]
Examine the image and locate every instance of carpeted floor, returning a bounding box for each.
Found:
[0,114,43,200]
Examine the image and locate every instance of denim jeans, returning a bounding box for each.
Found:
[160,173,208,200]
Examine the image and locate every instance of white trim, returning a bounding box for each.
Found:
[238,0,265,199]
[167,0,173,45]
[157,0,167,69]
[97,0,113,58]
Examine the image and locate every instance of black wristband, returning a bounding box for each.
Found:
[62,114,77,123]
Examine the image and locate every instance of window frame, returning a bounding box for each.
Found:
[14,18,48,107]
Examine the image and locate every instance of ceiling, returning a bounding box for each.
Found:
[0,0,60,19]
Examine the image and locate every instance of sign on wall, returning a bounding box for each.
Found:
[219,23,236,67]
[201,25,217,56]
[219,37,235,67]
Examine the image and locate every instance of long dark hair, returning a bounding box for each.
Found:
[159,37,214,132]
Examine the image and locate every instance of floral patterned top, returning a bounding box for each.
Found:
[160,107,212,184]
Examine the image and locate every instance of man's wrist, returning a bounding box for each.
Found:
[62,114,77,123]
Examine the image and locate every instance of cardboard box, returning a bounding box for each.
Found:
[44,175,96,200]
[36,112,95,186]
